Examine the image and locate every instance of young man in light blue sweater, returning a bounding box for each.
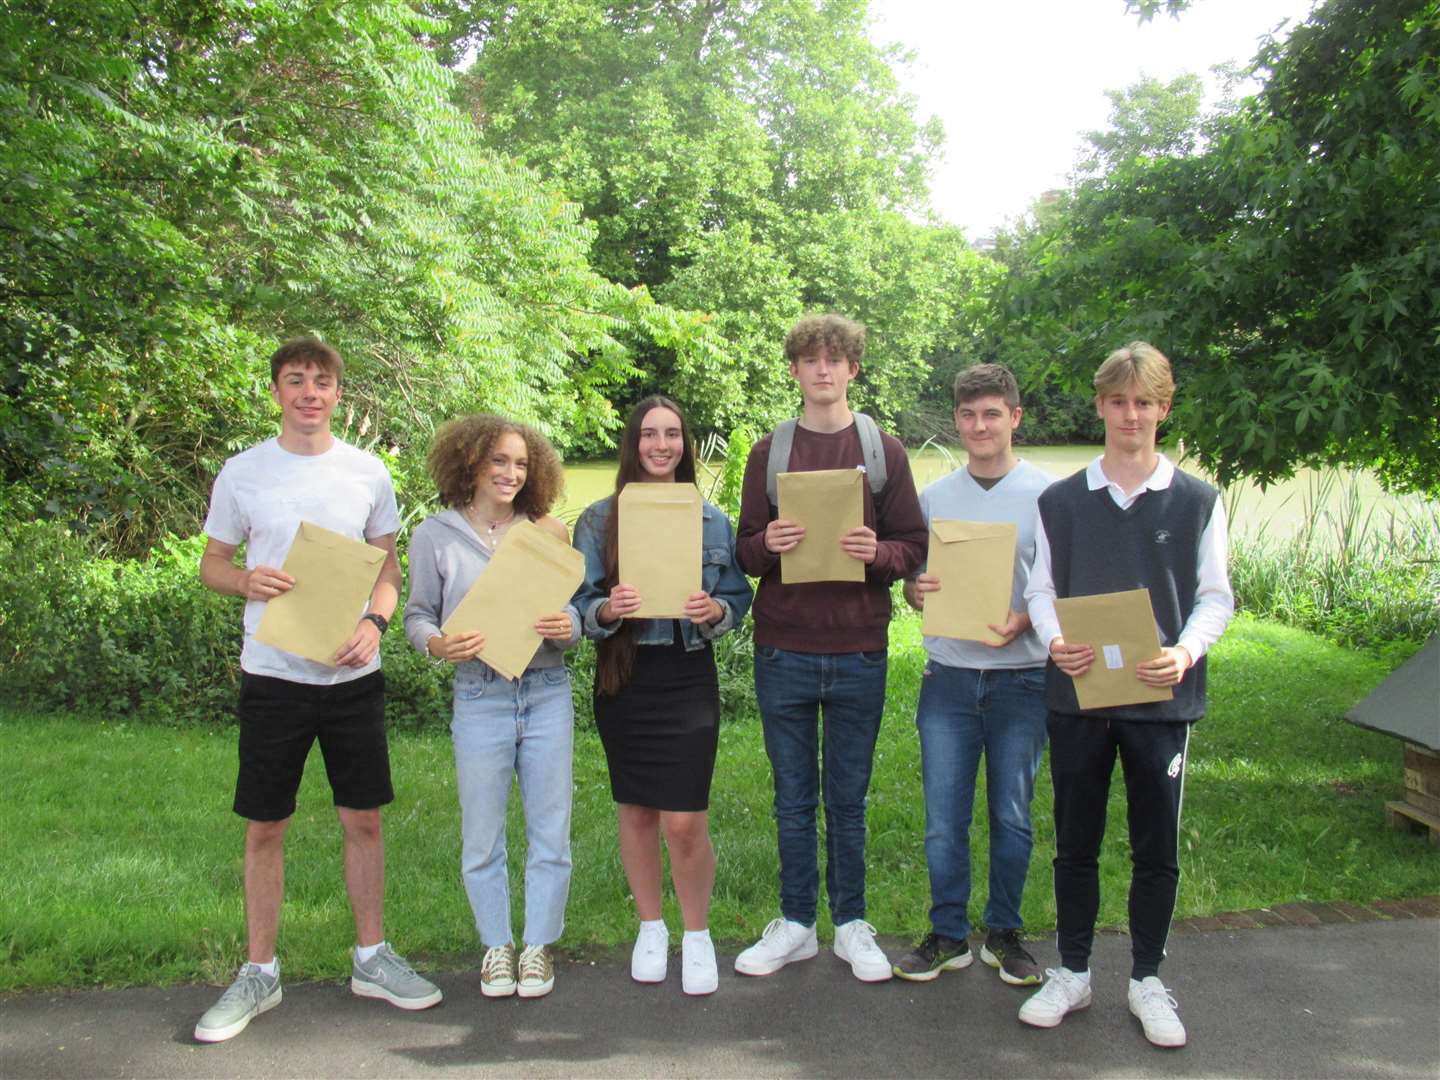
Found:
[894,363,1053,987]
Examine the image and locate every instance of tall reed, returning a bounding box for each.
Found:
[1227,470,1439,649]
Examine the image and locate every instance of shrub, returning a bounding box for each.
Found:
[0,521,450,728]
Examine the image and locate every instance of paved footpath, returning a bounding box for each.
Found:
[3,914,1437,1079]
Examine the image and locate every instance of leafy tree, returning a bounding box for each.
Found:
[1,0,715,552]
[989,0,1440,492]
[448,0,992,439]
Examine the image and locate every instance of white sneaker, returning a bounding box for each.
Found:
[833,920,893,982]
[630,922,669,984]
[1129,976,1187,1047]
[734,918,818,976]
[1019,967,1092,1028]
[681,934,719,996]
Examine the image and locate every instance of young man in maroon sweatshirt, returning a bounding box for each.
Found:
[733,313,926,983]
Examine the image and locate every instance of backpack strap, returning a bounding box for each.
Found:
[852,411,888,496]
[765,418,799,507]
[766,413,888,505]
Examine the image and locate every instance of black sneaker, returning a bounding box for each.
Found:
[892,932,973,982]
[980,928,1042,986]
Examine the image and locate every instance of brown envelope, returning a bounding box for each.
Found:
[619,482,702,618]
[921,520,1016,644]
[253,521,388,665]
[440,519,586,680]
[1053,588,1174,709]
[777,468,865,584]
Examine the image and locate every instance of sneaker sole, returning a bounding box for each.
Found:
[1019,992,1092,1029]
[683,976,719,996]
[833,944,894,983]
[1130,1002,1187,1048]
[517,979,554,999]
[194,986,282,1043]
[980,944,1042,986]
[480,981,517,998]
[351,978,443,1010]
[893,951,973,982]
[734,940,818,976]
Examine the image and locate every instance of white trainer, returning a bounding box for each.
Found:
[630,922,669,984]
[1019,967,1093,1028]
[833,920,893,982]
[734,918,818,976]
[1129,976,1187,1048]
[681,934,719,996]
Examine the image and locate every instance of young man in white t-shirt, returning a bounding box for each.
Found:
[893,364,1052,986]
[193,338,441,1043]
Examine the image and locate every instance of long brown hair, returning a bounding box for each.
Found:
[595,395,698,695]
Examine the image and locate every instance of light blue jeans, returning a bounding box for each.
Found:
[451,661,574,948]
[915,662,1048,940]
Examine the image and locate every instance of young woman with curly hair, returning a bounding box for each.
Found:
[403,414,578,1000]
[572,396,752,997]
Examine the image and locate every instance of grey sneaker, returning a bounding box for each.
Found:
[480,943,517,998]
[194,963,282,1043]
[517,944,555,999]
[350,944,443,1010]
[892,931,973,982]
[981,928,1043,986]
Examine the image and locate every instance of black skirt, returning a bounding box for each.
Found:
[594,625,720,811]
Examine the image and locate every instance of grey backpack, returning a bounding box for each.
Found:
[765,412,888,507]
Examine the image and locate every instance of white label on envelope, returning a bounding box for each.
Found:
[1103,644,1124,670]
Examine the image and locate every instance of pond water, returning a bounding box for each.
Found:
[558,445,1437,541]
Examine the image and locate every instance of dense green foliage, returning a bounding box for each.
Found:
[990,0,1440,494]
[449,0,997,442]
[1,0,716,553]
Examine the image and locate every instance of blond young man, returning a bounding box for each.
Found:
[1020,342,1233,1048]
[195,338,440,1043]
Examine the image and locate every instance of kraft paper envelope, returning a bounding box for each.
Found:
[254,521,387,665]
[1053,587,1174,710]
[921,520,1017,644]
[777,468,865,584]
[440,519,586,681]
[619,482,702,618]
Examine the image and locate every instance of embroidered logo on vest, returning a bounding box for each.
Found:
[1154,529,1172,545]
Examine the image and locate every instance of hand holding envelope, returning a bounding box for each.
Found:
[254,522,388,666]
[776,468,865,584]
[920,520,1016,644]
[441,520,585,680]
[618,482,702,618]
[1053,587,1174,709]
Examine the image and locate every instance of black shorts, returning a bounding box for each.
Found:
[233,670,393,821]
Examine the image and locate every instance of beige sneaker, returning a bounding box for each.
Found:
[480,943,517,998]
[517,944,555,999]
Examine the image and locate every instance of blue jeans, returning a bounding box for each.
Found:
[451,662,574,948]
[754,646,888,926]
[915,662,1048,940]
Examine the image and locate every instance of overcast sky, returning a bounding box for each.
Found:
[868,0,1317,238]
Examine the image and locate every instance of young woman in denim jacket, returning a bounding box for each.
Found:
[404,415,580,1001]
[572,395,752,997]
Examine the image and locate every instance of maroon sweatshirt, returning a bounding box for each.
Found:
[737,421,926,653]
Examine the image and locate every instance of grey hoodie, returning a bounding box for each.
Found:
[404,509,580,670]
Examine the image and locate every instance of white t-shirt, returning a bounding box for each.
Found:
[204,437,400,685]
[918,458,1053,670]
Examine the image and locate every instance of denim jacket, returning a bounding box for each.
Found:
[572,493,753,649]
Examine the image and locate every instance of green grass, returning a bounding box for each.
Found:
[1,613,1431,993]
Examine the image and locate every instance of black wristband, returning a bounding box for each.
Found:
[361,612,389,634]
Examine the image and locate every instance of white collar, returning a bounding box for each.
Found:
[1085,453,1174,497]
